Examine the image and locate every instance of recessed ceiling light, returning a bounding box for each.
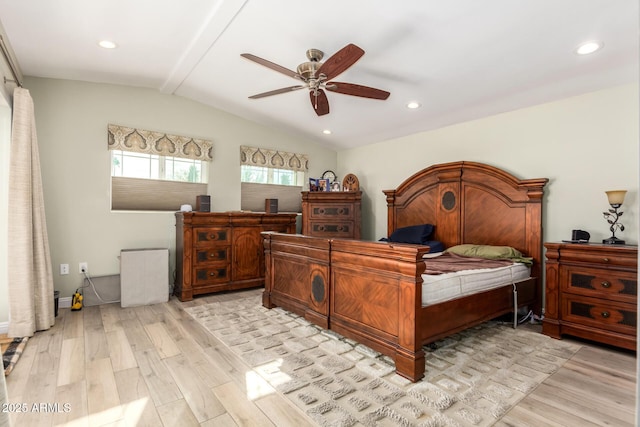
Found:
[575,41,603,55]
[322,129,332,135]
[406,101,421,109]
[98,40,117,49]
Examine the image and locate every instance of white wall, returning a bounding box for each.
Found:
[0,77,337,323]
[338,83,639,246]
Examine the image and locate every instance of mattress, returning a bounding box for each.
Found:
[421,262,531,306]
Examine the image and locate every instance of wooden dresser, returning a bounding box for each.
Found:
[543,242,637,350]
[175,211,297,301]
[301,191,361,239]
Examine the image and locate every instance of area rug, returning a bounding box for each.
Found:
[1,335,29,376]
[185,295,581,427]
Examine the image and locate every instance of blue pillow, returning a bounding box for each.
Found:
[424,240,445,253]
[388,224,434,244]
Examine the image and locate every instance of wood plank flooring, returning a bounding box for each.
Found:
[4,288,637,426]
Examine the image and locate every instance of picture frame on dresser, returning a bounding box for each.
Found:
[542,242,637,351]
[318,178,330,192]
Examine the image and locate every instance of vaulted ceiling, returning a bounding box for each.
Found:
[0,1,637,149]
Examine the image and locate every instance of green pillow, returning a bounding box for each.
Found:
[445,244,533,265]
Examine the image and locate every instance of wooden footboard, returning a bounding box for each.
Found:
[264,232,538,383]
[263,232,331,328]
[329,239,430,382]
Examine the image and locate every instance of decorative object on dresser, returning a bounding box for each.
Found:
[301,190,362,239]
[174,211,297,301]
[602,190,627,244]
[543,242,637,350]
[321,169,337,183]
[342,173,359,191]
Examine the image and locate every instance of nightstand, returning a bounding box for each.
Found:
[543,242,637,350]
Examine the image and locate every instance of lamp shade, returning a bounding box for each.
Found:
[606,190,627,205]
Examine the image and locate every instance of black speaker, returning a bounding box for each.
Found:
[196,195,210,212]
[265,198,278,213]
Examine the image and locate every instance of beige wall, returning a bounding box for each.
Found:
[0,98,10,327]
[0,77,337,324]
[1,80,637,326]
[338,83,639,246]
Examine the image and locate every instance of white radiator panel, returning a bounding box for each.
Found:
[120,248,169,307]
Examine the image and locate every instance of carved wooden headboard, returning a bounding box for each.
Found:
[383,161,548,279]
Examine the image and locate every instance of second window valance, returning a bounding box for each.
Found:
[240,145,308,172]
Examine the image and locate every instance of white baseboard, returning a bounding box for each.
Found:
[0,297,73,334]
[0,297,73,333]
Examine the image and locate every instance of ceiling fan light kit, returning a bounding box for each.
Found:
[241,43,390,116]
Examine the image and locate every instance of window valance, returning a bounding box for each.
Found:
[240,145,308,172]
[108,124,213,162]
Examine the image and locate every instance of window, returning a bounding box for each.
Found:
[111,150,208,183]
[239,146,308,213]
[240,165,303,186]
[108,124,212,211]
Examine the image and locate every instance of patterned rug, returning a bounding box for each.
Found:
[185,295,581,427]
[1,335,29,376]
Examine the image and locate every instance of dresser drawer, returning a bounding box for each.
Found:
[194,247,231,265]
[194,265,230,285]
[309,221,355,238]
[562,294,636,336]
[194,227,230,247]
[560,265,637,303]
[310,204,355,220]
[557,246,637,268]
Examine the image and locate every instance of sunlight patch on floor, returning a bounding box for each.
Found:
[245,359,286,400]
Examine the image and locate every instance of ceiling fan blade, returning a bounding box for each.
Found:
[249,85,306,99]
[310,89,329,116]
[325,82,390,100]
[241,53,303,80]
[317,43,365,80]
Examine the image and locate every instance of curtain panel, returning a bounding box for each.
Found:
[240,145,308,172]
[8,87,55,337]
[108,124,213,161]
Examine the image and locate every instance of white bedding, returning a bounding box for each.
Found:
[421,262,531,306]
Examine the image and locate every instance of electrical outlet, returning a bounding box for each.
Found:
[60,264,69,275]
[79,262,88,274]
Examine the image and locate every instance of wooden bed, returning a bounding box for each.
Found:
[262,161,548,382]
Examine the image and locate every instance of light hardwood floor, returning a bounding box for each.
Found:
[5,288,637,426]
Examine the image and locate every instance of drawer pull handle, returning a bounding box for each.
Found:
[601,311,610,318]
[601,281,611,288]
[602,258,609,262]
[209,272,216,276]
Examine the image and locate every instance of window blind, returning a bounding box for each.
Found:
[111,177,207,211]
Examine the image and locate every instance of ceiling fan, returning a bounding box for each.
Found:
[241,43,390,116]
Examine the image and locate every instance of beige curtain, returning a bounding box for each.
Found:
[7,87,54,337]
